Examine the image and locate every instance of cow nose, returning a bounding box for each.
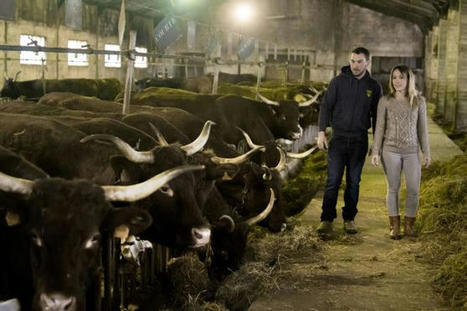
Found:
[192,227,211,247]
[40,293,76,311]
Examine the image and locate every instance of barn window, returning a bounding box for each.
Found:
[134,47,148,68]
[19,35,46,65]
[104,44,121,68]
[68,40,88,66]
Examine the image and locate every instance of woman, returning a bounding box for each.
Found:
[371,65,430,240]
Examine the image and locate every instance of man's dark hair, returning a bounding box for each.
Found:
[352,47,370,61]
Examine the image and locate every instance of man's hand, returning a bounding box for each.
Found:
[317,131,328,151]
[371,155,380,167]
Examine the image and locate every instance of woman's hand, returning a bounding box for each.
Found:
[371,155,380,166]
[424,156,431,168]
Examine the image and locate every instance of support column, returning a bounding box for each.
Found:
[456,0,467,131]
[424,26,439,102]
[436,19,448,116]
[444,8,460,126]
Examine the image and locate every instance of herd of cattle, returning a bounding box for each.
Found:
[0,73,324,310]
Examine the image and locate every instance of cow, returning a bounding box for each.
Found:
[218,72,257,85]
[0,145,49,310]
[0,113,213,249]
[121,111,289,233]
[0,164,201,311]
[1,73,121,100]
[134,76,212,94]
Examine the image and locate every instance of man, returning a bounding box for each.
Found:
[316,47,382,237]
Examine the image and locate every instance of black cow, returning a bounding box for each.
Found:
[121,111,288,232]
[1,73,121,100]
[0,113,212,249]
[0,164,200,310]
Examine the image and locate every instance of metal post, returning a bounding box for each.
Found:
[122,30,136,115]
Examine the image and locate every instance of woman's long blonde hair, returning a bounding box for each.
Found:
[388,65,418,107]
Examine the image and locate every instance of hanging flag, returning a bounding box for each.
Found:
[205,32,220,57]
[237,37,255,61]
[187,20,196,50]
[65,0,82,30]
[118,0,126,46]
[0,0,15,20]
[154,16,182,53]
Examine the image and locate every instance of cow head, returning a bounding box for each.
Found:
[257,93,303,141]
[1,72,21,99]
[82,127,213,250]
[206,189,275,281]
[0,165,199,310]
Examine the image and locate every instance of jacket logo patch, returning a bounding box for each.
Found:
[366,90,372,98]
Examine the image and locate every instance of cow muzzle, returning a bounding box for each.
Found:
[40,293,76,311]
[290,126,303,140]
[191,227,211,248]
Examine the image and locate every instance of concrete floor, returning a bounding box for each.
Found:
[249,117,462,311]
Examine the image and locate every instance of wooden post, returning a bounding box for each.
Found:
[122,31,136,115]
[255,59,263,99]
[212,63,219,94]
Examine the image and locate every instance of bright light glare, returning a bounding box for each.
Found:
[234,3,253,22]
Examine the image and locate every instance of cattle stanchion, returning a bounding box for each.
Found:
[102,234,114,311]
[122,31,136,115]
[112,238,122,310]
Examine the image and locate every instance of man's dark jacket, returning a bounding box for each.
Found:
[319,65,382,138]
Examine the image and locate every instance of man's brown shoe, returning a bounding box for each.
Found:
[317,221,333,237]
[344,220,358,234]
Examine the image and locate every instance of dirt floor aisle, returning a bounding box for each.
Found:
[249,117,461,311]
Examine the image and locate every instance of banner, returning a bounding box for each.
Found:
[154,16,182,53]
[65,0,82,30]
[0,0,15,20]
[187,20,196,50]
[237,37,255,60]
[205,32,220,57]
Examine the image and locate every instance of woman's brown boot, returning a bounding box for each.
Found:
[389,216,401,240]
[404,216,417,237]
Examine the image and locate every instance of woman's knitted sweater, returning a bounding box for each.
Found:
[371,95,430,157]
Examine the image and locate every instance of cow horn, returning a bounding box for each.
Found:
[298,92,320,107]
[257,93,279,106]
[0,172,34,195]
[218,215,235,232]
[181,120,215,156]
[308,86,319,94]
[237,127,264,149]
[244,188,275,226]
[148,122,169,146]
[210,146,264,165]
[81,134,155,163]
[286,145,318,159]
[273,147,287,171]
[102,165,205,202]
[14,71,21,82]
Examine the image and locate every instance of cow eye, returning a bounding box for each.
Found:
[84,233,101,249]
[31,232,42,247]
[159,185,174,197]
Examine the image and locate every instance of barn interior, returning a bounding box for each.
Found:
[0,1,466,311]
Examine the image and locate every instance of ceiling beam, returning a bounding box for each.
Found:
[343,0,442,33]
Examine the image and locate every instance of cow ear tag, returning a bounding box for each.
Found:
[6,211,21,226]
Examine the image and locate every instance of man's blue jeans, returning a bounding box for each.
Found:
[320,135,368,222]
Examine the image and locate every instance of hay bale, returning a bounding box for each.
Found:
[282,151,327,217]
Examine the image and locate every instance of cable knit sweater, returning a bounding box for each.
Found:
[371,95,430,158]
